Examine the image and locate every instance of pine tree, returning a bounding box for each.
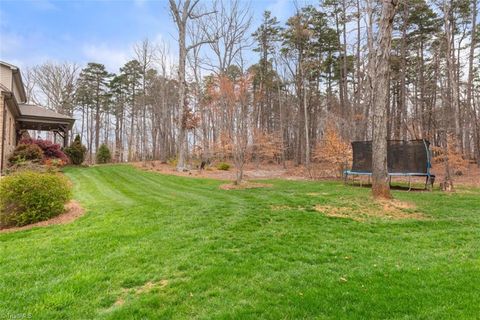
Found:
[77,63,111,154]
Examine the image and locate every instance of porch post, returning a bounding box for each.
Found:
[64,130,69,148]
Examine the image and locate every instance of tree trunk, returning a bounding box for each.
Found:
[371,0,398,199]
[444,2,461,151]
[399,1,408,139]
[467,0,477,163]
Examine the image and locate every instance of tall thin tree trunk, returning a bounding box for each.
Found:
[371,0,398,199]
[467,0,478,163]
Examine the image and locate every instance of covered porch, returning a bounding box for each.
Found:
[17,104,75,147]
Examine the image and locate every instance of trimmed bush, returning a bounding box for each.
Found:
[8,143,43,165]
[217,162,230,171]
[96,144,112,164]
[19,138,69,163]
[65,135,87,165]
[0,171,72,227]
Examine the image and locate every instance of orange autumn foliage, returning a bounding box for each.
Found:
[251,129,283,162]
[431,135,468,176]
[313,126,352,176]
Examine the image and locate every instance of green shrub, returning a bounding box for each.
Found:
[5,161,58,175]
[8,143,43,165]
[96,144,111,164]
[217,162,230,171]
[65,135,87,165]
[0,171,72,227]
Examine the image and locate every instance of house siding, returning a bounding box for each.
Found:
[12,81,22,103]
[0,64,13,90]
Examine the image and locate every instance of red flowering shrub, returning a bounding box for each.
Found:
[8,144,44,164]
[19,138,69,164]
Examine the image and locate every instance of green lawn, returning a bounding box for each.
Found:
[1,165,479,319]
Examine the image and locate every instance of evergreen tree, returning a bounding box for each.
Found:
[64,135,87,165]
[96,144,112,164]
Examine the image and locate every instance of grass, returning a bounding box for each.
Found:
[1,164,479,319]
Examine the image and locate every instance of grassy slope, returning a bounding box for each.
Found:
[1,165,479,319]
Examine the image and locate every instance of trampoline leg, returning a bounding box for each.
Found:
[408,176,412,192]
[426,176,434,191]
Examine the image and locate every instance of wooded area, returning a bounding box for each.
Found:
[23,0,480,190]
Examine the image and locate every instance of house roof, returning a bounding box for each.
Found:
[17,104,75,131]
[1,61,75,131]
[19,104,74,120]
[0,60,20,70]
[0,61,27,103]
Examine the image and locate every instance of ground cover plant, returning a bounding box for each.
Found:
[0,165,479,319]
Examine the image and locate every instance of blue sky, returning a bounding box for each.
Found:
[0,0,301,73]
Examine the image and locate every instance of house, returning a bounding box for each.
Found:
[0,61,75,174]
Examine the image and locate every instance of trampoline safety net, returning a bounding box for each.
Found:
[351,140,431,174]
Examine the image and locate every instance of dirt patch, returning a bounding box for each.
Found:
[315,199,426,222]
[135,280,168,294]
[220,182,273,190]
[0,200,85,234]
[315,205,364,221]
[112,297,125,307]
[306,192,330,196]
[109,280,168,310]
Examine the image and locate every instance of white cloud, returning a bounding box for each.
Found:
[82,44,131,72]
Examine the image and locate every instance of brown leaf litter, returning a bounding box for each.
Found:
[315,199,427,222]
[219,182,273,190]
[0,200,85,233]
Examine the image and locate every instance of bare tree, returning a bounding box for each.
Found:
[134,39,156,161]
[201,0,252,74]
[466,0,478,165]
[169,0,214,171]
[31,62,79,116]
[21,67,39,104]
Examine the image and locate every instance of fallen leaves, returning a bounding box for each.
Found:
[219,182,272,190]
[314,199,427,222]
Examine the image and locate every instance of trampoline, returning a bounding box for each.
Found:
[344,139,435,190]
